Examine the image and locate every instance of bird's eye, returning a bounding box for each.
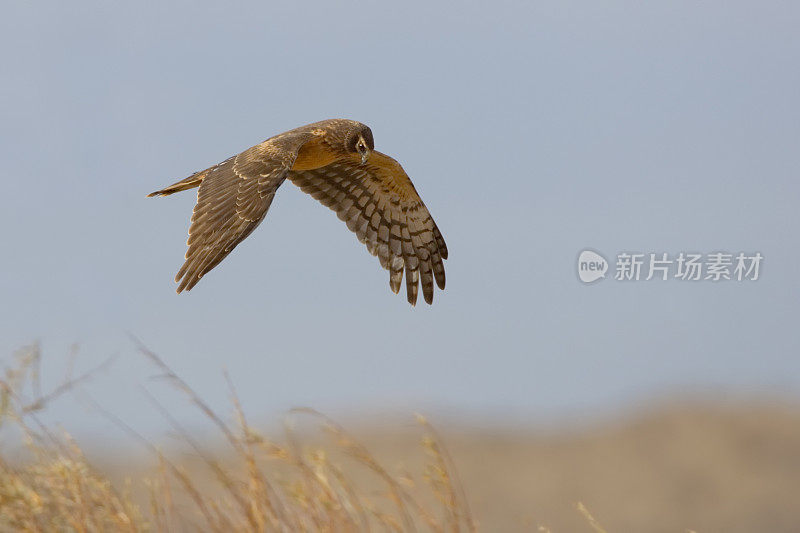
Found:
[356,141,366,153]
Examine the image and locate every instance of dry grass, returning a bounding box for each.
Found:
[0,342,483,532]
[9,343,797,531]
[24,340,800,531]
[23,337,796,532]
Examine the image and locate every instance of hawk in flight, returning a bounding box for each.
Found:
[148,119,447,305]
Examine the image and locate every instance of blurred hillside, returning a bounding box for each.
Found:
[90,400,800,532]
[430,401,800,532]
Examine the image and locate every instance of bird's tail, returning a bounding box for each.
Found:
[147,169,208,197]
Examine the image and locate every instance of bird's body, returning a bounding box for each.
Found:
[148,119,447,305]
[290,129,342,171]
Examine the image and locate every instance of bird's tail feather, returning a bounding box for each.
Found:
[147,170,207,197]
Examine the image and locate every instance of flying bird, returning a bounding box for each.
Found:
[148,119,447,305]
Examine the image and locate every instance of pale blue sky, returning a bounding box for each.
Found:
[1,1,798,438]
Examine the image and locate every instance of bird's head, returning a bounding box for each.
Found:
[346,124,374,165]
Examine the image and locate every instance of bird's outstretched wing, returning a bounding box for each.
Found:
[175,133,311,292]
[289,151,447,305]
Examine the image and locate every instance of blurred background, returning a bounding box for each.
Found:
[1,1,798,530]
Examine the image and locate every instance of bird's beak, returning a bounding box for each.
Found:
[357,134,370,165]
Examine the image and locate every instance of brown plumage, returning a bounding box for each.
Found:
[148,119,447,305]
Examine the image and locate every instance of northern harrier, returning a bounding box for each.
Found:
[148,119,447,305]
